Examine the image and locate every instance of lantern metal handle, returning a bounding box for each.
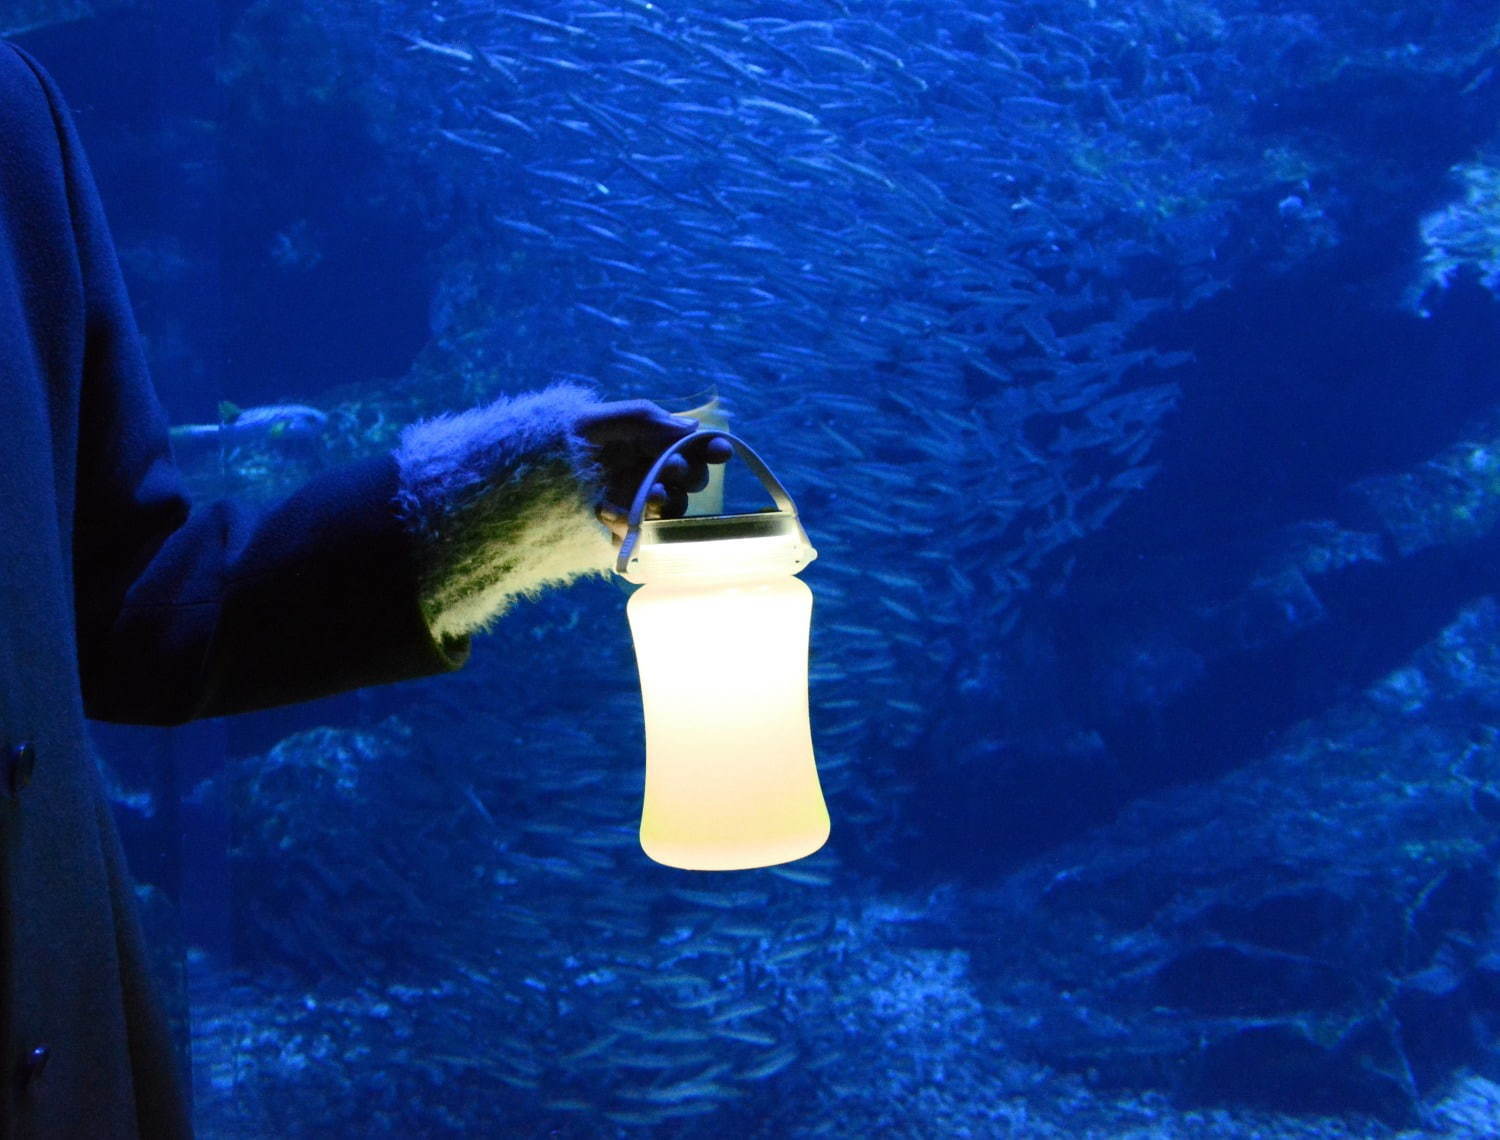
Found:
[615,429,803,575]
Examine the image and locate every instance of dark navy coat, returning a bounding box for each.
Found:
[0,43,467,1137]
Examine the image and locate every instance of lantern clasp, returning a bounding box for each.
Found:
[614,430,817,585]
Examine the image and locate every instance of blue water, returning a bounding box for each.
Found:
[17,0,1500,1135]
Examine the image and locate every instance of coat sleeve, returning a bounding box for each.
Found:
[7,44,470,726]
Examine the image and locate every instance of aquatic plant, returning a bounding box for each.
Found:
[1416,158,1500,313]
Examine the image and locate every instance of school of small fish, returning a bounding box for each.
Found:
[223,0,1311,1128]
[373,0,1240,845]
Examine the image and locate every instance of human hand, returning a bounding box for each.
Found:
[576,401,732,543]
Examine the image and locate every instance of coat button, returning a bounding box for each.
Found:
[21,1045,49,1092]
[8,742,36,794]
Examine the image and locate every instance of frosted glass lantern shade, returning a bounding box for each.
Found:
[628,575,829,871]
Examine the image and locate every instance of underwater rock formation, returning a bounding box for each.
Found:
[959,601,1500,1124]
[1416,157,1500,310]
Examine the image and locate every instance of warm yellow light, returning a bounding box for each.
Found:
[628,573,828,870]
[617,430,828,871]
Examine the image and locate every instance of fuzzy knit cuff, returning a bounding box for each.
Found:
[392,385,615,640]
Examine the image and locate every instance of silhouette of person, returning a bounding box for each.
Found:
[0,40,724,1136]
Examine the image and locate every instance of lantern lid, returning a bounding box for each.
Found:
[615,431,818,585]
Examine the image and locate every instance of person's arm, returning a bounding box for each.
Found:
[7,43,710,725]
[0,40,461,725]
[393,389,723,641]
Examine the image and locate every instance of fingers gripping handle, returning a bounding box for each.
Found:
[624,430,794,525]
[615,430,801,575]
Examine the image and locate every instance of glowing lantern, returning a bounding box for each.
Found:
[616,431,828,871]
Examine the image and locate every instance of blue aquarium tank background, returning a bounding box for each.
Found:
[12,0,1500,1135]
